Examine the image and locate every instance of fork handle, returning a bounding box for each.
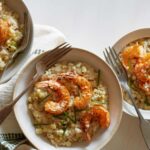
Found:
[0,102,15,124]
[0,74,39,125]
[122,84,144,120]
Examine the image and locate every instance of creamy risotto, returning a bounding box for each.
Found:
[28,61,110,147]
[120,38,150,110]
[0,2,23,72]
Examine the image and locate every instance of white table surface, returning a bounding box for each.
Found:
[22,0,150,149]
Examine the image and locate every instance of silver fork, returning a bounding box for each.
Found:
[0,42,72,125]
[103,47,150,149]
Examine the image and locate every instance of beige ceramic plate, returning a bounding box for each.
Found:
[113,28,150,119]
[0,0,33,84]
[14,48,122,150]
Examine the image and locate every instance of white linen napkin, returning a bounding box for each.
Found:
[0,24,66,150]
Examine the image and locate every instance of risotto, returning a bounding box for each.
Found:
[0,2,23,72]
[119,38,150,110]
[28,61,110,147]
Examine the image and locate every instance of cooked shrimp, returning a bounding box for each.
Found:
[120,44,145,69]
[80,105,110,141]
[134,60,150,83]
[57,72,92,109]
[0,19,9,44]
[92,105,110,128]
[35,80,70,115]
[133,53,150,95]
[80,112,92,141]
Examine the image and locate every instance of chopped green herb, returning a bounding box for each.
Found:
[62,127,67,136]
[128,79,133,88]
[53,115,63,120]
[60,120,68,136]
[64,112,75,123]
[144,96,150,106]
[74,107,77,123]
[34,123,50,126]
[97,69,101,86]
[61,120,67,126]
[128,78,139,91]
[39,94,51,104]
[128,60,132,72]
[92,101,106,105]
[75,109,83,112]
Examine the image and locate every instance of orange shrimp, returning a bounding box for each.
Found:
[80,105,110,141]
[133,53,150,95]
[0,19,9,44]
[92,105,110,128]
[57,72,92,110]
[120,44,145,69]
[35,80,70,115]
[134,60,150,83]
[80,112,93,141]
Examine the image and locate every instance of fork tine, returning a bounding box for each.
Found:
[105,48,120,75]
[39,42,68,64]
[45,46,72,69]
[111,47,127,75]
[105,48,114,65]
[111,47,122,64]
[43,44,71,65]
[108,46,123,74]
[46,49,71,69]
[109,47,117,64]
[103,50,117,73]
[45,42,68,56]
[103,51,110,64]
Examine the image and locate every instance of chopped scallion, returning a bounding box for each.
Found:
[39,94,51,104]
[97,69,101,86]
[64,112,75,123]
[34,123,50,126]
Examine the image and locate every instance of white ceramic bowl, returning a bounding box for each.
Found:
[0,0,33,84]
[113,28,150,119]
[13,48,122,150]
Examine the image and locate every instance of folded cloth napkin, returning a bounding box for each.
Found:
[0,24,65,150]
